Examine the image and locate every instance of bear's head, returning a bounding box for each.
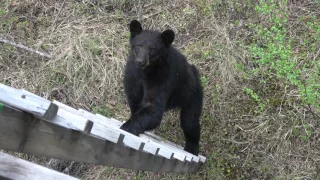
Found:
[129,20,175,69]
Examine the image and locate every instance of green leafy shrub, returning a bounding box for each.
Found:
[246,0,320,112]
[244,87,265,113]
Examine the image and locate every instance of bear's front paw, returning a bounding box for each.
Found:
[184,142,199,156]
[120,120,143,136]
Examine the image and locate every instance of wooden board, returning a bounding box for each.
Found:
[78,109,184,161]
[0,82,206,172]
[53,101,189,162]
[0,152,79,180]
[0,105,201,173]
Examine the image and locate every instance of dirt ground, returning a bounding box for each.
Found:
[0,0,320,179]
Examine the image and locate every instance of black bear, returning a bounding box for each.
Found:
[120,20,203,155]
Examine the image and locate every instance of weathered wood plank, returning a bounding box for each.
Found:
[53,101,199,162]
[52,102,146,152]
[0,85,78,129]
[55,108,120,144]
[105,118,206,163]
[79,109,179,160]
[0,87,144,155]
[0,105,201,173]
[0,84,205,164]
[80,109,188,161]
[144,132,206,163]
[142,132,196,162]
[97,116,203,163]
[90,117,205,163]
[0,152,79,180]
[78,109,157,155]
[140,134,192,162]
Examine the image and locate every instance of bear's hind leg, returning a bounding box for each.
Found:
[180,102,202,156]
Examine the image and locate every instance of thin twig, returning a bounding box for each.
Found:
[142,10,165,20]
[0,38,51,58]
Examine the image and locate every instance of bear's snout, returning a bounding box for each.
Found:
[135,55,149,69]
[135,47,149,69]
[135,58,146,68]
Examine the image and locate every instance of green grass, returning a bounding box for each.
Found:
[245,0,320,112]
[92,106,114,117]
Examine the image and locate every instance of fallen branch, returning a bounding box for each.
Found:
[0,38,51,58]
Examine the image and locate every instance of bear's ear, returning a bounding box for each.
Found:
[129,20,142,35]
[161,30,175,46]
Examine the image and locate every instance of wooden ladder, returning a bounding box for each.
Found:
[0,83,206,176]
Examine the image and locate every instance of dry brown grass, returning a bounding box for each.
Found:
[0,0,320,179]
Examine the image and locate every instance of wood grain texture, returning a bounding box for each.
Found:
[0,152,78,180]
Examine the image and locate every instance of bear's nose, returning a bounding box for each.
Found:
[137,61,144,65]
[135,59,145,68]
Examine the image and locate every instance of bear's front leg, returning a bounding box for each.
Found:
[120,119,143,136]
[120,93,166,136]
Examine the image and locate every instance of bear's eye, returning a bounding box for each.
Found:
[136,45,142,53]
[150,47,155,52]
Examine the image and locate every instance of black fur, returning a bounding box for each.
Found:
[120,20,203,155]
